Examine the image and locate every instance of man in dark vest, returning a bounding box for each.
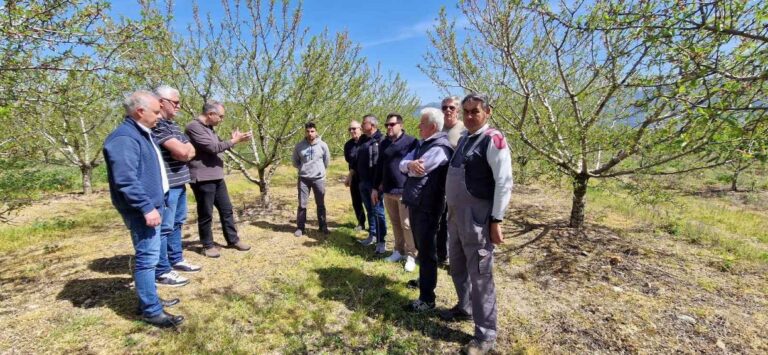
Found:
[441,93,513,354]
[400,107,453,312]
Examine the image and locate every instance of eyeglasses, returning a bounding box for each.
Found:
[441,105,456,111]
[161,98,180,107]
[384,122,399,127]
[348,127,360,131]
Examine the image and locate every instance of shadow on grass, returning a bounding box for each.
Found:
[56,277,136,320]
[315,266,469,345]
[89,254,132,275]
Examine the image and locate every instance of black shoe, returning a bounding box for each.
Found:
[406,279,419,289]
[439,305,472,322]
[142,311,184,328]
[135,298,180,315]
[403,299,435,313]
[319,228,331,235]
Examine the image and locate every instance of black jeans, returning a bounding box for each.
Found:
[410,207,441,304]
[350,175,366,229]
[190,179,239,248]
[436,206,449,263]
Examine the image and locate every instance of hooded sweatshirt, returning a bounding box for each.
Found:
[292,137,330,180]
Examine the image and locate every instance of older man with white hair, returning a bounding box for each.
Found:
[151,85,200,288]
[400,107,454,312]
[103,90,184,328]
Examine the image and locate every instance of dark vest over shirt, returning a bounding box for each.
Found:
[451,131,495,201]
[402,132,454,213]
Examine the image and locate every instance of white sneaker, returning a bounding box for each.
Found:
[354,225,364,232]
[359,235,376,246]
[156,270,189,287]
[404,256,416,272]
[375,242,387,254]
[385,250,402,263]
[294,229,303,237]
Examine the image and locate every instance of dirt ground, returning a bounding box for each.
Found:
[0,173,766,354]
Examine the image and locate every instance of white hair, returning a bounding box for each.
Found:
[420,107,444,131]
[123,90,158,116]
[442,96,461,104]
[153,85,179,99]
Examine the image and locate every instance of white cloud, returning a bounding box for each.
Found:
[361,19,436,48]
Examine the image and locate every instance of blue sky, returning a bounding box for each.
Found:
[110,0,466,104]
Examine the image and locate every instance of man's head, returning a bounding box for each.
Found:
[441,96,461,129]
[418,107,444,140]
[462,93,492,133]
[123,90,162,129]
[348,120,362,140]
[384,113,404,139]
[154,85,181,120]
[304,122,318,142]
[202,100,225,126]
[362,114,378,137]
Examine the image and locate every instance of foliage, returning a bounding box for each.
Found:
[422,0,768,227]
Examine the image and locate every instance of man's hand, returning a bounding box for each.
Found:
[408,159,426,176]
[231,129,253,144]
[144,209,161,227]
[490,222,504,245]
[371,189,380,205]
[344,174,351,187]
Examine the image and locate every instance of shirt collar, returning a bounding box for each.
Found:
[467,124,490,138]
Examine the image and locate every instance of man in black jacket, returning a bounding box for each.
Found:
[400,107,453,312]
[356,114,387,249]
[343,120,366,231]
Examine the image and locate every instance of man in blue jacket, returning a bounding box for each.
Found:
[103,90,184,328]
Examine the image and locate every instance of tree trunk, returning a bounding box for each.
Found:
[258,180,271,207]
[80,165,93,195]
[731,169,740,192]
[569,174,589,228]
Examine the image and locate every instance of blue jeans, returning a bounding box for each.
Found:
[358,181,386,243]
[121,210,164,317]
[156,186,187,276]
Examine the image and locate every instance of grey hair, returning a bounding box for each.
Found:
[123,90,158,116]
[362,114,378,126]
[420,107,444,131]
[202,100,223,114]
[153,85,179,99]
[442,96,461,104]
[461,93,492,111]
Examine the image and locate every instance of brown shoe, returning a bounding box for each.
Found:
[203,246,220,258]
[229,241,251,251]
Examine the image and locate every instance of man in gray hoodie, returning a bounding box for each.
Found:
[292,122,331,237]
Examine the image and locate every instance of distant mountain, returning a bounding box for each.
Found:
[414,102,441,117]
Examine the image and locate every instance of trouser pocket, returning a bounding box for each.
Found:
[478,249,493,275]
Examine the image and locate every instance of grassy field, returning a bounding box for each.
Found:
[1,159,767,354]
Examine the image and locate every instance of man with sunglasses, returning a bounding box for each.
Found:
[441,93,513,355]
[150,85,200,289]
[356,114,387,250]
[372,113,418,267]
[343,120,366,232]
[437,96,466,268]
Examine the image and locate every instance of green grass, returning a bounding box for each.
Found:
[587,180,768,266]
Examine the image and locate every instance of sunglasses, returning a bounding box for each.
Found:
[348,127,360,131]
[161,98,181,107]
[441,105,456,111]
[385,122,399,127]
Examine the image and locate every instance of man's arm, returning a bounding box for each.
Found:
[323,142,330,168]
[185,122,234,154]
[486,131,513,244]
[292,144,301,168]
[162,138,196,161]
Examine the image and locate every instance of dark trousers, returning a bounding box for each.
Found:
[190,179,239,248]
[436,206,449,263]
[410,207,441,304]
[350,175,366,228]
